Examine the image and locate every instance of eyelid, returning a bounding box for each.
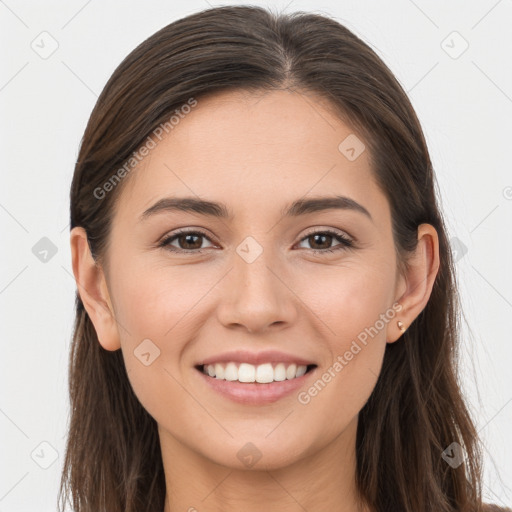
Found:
[157,227,217,251]
[300,226,353,241]
[158,226,355,253]
[158,226,216,243]
[295,227,355,253]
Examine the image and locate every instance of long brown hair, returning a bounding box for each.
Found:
[59,5,502,511]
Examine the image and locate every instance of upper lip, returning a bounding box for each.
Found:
[196,349,317,367]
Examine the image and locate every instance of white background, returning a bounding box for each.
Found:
[1,0,511,510]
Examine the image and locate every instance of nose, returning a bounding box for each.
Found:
[216,243,298,334]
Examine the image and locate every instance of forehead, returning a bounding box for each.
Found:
[116,88,389,226]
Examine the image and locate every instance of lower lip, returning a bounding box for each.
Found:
[195,366,317,405]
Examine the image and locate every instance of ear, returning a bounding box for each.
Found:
[69,226,121,351]
[388,223,440,343]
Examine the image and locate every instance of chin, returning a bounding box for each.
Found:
[201,437,311,471]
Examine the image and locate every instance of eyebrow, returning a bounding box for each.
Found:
[139,195,373,223]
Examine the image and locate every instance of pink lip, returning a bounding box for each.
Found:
[194,366,318,405]
[196,349,316,367]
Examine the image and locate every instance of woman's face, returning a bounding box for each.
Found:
[78,89,423,470]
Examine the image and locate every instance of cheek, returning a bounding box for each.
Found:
[296,340,385,450]
[111,260,215,341]
[294,258,396,346]
[112,269,205,431]
[110,260,234,417]
[291,262,394,416]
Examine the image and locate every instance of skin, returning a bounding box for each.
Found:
[70,88,440,512]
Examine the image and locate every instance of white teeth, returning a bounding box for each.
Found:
[238,363,255,382]
[255,363,274,383]
[295,365,307,377]
[274,363,287,381]
[214,363,225,380]
[224,362,238,381]
[203,362,310,382]
[286,363,297,380]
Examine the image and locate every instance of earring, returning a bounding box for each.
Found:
[397,320,406,333]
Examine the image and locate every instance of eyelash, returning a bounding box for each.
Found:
[158,228,354,255]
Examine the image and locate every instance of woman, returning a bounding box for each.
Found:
[60,5,510,512]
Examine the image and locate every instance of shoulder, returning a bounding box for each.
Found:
[482,504,512,512]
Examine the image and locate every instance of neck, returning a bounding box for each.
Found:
[160,416,371,512]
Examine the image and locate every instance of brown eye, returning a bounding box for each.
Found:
[158,228,354,255]
[176,233,203,250]
[297,230,354,253]
[308,233,334,250]
[159,230,214,253]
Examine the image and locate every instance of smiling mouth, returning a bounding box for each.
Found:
[194,362,317,384]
